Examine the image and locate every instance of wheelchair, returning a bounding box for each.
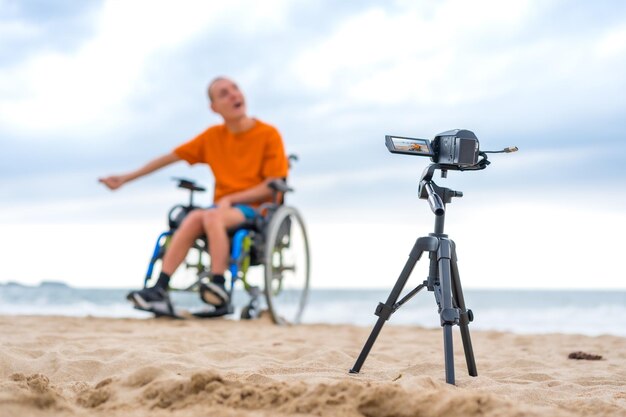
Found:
[141,164,310,325]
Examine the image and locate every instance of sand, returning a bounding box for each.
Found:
[0,315,624,417]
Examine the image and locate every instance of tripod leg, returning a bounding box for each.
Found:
[443,324,455,384]
[349,316,386,374]
[450,241,478,377]
[437,239,459,385]
[350,236,437,374]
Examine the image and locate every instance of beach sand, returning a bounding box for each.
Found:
[0,315,624,417]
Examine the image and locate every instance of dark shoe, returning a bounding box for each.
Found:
[127,287,175,317]
[199,281,230,307]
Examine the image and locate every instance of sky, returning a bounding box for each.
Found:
[1,0,625,290]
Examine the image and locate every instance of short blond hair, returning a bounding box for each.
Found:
[207,76,229,102]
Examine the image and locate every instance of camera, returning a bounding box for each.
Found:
[385,129,480,167]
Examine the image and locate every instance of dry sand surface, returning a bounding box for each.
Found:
[0,315,624,417]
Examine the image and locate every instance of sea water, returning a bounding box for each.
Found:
[0,283,624,337]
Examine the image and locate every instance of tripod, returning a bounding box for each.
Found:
[350,163,478,385]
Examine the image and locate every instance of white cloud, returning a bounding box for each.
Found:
[0,18,40,40]
[596,25,626,59]
[3,0,624,143]
[287,0,626,133]
[289,0,536,102]
[0,0,291,139]
[296,163,415,191]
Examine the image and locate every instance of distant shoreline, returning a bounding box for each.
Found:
[2,281,626,292]
[1,286,625,337]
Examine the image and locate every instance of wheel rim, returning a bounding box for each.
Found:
[264,206,310,324]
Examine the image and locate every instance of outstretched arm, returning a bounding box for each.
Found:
[99,152,181,190]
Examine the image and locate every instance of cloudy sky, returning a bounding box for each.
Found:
[1,0,625,289]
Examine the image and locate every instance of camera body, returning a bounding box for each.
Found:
[386,129,480,167]
[431,130,479,167]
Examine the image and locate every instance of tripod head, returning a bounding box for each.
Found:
[385,129,518,217]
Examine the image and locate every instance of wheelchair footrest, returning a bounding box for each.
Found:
[191,304,234,318]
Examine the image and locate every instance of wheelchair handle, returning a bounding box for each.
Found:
[172,177,206,192]
[172,177,206,207]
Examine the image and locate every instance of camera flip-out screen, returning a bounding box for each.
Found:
[385,135,434,157]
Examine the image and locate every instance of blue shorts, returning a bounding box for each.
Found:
[234,204,257,220]
[209,204,256,220]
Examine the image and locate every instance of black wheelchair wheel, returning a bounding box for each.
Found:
[263,206,310,325]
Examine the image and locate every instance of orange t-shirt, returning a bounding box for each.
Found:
[173,119,288,206]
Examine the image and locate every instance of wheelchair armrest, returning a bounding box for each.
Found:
[268,179,293,193]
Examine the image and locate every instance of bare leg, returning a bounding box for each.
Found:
[202,207,246,274]
[161,210,205,275]
[161,207,245,276]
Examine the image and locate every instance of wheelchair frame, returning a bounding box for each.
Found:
[142,176,310,324]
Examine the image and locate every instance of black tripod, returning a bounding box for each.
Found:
[350,163,478,385]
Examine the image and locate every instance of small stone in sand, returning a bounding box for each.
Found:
[568,351,603,360]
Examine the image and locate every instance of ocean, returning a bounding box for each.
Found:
[1,283,625,337]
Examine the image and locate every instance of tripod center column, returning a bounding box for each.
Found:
[434,210,446,235]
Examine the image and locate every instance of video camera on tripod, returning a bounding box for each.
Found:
[387,129,518,215]
[386,129,518,170]
[350,129,518,385]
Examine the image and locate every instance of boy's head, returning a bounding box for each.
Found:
[208,77,247,121]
